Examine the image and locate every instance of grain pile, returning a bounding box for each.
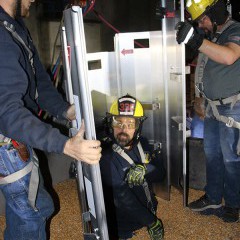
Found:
[0,179,239,240]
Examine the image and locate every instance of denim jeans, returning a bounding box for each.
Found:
[0,145,54,240]
[204,101,240,208]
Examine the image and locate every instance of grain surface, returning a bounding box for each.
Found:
[0,179,239,240]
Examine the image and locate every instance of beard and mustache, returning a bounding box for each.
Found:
[115,132,132,148]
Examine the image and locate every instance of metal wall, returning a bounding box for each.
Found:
[87,0,187,203]
[86,2,187,206]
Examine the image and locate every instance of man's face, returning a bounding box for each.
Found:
[197,15,213,33]
[20,0,35,18]
[112,116,137,148]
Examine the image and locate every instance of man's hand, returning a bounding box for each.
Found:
[63,122,101,164]
[176,21,204,50]
[125,164,146,187]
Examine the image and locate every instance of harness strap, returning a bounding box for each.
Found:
[211,93,240,108]
[208,101,240,129]
[112,143,155,214]
[0,161,33,185]
[112,143,134,165]
[112,143,147,165]
[0,20,35,74]
[208,100,240,155]
[0,150,39,211]
[28,152,39,211]
[0,134,11,145]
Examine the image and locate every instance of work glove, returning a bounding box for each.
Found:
[125,164,146,187]
[147,218,164,240]
[175,21,204,50]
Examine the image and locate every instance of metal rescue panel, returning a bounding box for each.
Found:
[114,31,170,199]
[87,52,118,131]
[114,31,163,145]
[161,0,187,205]
[62,6,109,240]
[113,0,187,203]
[85,1,187,206]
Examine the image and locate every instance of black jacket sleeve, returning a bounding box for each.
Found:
[0,26,69,153]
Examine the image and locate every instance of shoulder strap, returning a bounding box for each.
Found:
[112,142,146,166]
[0,20,35,74]
[213,19,235,42]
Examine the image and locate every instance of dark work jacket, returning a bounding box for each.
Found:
[100,137,165,238]
[0,7,69,153]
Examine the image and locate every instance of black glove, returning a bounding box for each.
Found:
[176,21,204,50]
[147,218,164,240]
[125,164,146,187]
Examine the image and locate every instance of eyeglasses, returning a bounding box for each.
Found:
[112,117,138,130]
[197,15,207,25]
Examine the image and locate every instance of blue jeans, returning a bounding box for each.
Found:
[204,102,240,208]
[0,145,54,240]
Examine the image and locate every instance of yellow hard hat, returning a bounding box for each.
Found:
[109,94,144,118]
[186,0,218,21]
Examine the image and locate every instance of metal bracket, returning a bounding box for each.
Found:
[152,102,161,110]
[171,116,183,131]
[155,0,178,19]
[84,233,100,240]
[170,66,190,82]
[153,142,162,151]
[83,228,100,240]
[82,211,91,222]
[155,6,167,19]
[170,73,182,82]
[141,102,160,111]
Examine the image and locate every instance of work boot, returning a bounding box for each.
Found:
[199,206,223,217]
[219,207,239,223]
[147,218,164,240]
[188,194,222,212]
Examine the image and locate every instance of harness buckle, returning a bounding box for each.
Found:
[226,117,235,128]
[112,143,122,153]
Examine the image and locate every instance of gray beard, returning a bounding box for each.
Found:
[116,132,131,148]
